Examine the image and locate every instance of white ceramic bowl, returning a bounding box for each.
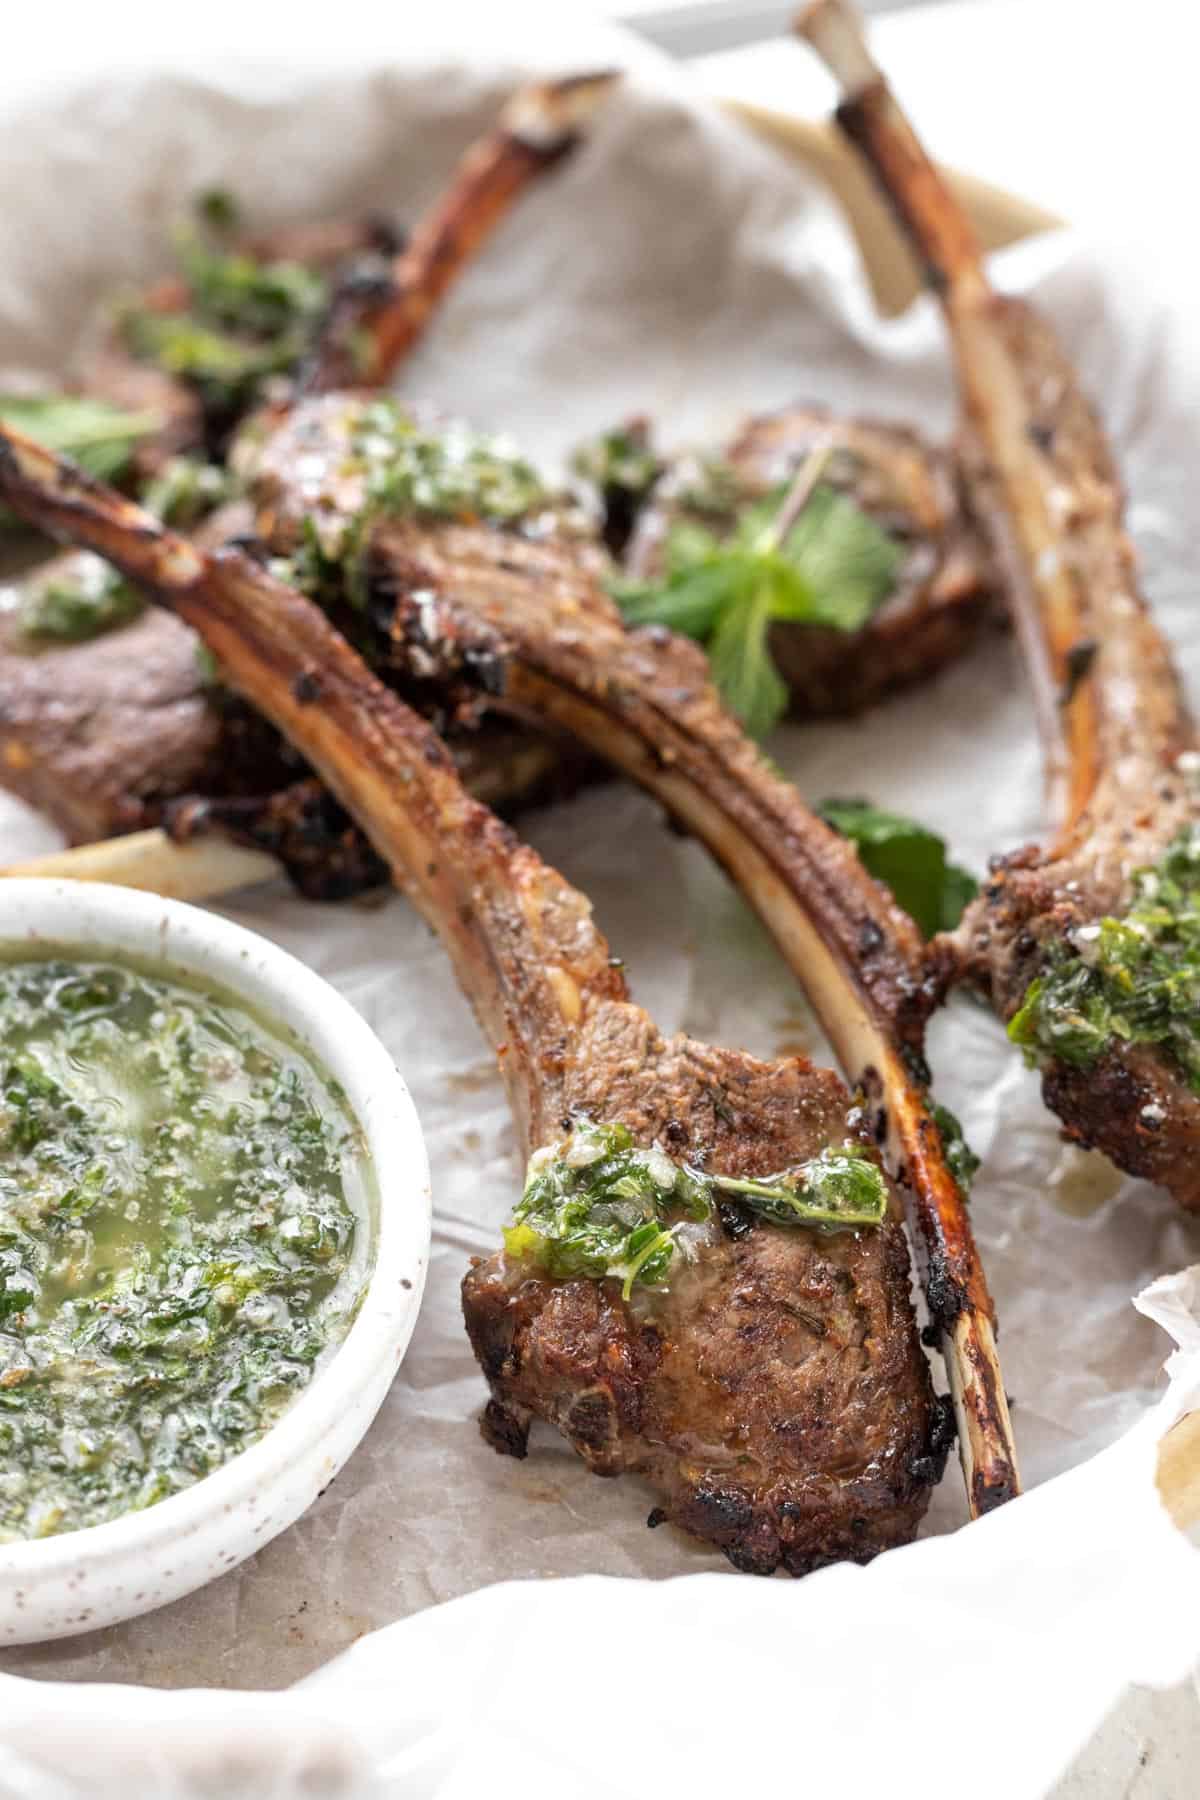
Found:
[0,879,430,1644]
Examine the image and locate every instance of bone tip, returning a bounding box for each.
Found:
[503,69,621,150]
[794,0,880,98]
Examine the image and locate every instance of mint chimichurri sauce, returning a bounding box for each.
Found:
[0,956,370,1540]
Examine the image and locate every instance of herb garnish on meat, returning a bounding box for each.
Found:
[1009,827,1200,1089]
[118,197,330,419]
[503,1118,887,1299]
[278,399,556,609]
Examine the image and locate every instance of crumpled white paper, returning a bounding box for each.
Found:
[1,8,1199,1795]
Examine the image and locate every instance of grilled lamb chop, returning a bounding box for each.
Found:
[624,405,998,717]
[223,382,1020,1514]
[799,0,1200,1208]
[0,424,951,1573]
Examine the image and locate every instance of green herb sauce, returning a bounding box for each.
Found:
[503,1119,887,1300]
[277,399,560,612]
[0,956,370,1539]
[118,197,330,418]
[1009,826,1200,1088]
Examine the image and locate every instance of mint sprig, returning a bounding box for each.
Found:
[611,452,902,737]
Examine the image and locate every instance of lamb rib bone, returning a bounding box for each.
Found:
[300,71,618,395]
[0,422,949,1574]
[238,384,1020,1515]
[798,0,1200,1207]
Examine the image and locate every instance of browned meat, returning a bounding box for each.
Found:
[626,405,998,716]
[241,388,1017,1514]
[0,569,265,840]
[0,561,598,865]
[0,426,949,1573]
[800,0,1200,1208]
[0,399,997,878]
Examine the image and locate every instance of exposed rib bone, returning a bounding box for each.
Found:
[798,0,1200,1205]
[0,423,950,1572]
[1,829,278,902]
[301,72,618,395]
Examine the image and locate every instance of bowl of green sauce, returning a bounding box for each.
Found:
[0,878,430,1643]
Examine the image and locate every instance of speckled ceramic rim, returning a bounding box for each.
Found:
[0,879,431,1644]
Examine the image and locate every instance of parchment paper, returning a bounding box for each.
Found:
[0,9,1199,1793]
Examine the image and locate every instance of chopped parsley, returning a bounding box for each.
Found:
[610,463,901,738]
[0,957,369,1539]
[819,797,979,937]
[1009,826,1200,1089]
[502,1119,887,1299]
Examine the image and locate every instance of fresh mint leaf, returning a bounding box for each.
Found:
[776,484,902,629]
[612,558,739,638]
[707,576,788,740]
[820,796,979,937]
[611,476,901,737]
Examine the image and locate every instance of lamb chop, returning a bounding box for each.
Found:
[0,423,951,1573]
[619,403,998,717]
[167,356,1017,1513]
[798,0,1200,1209]
[1,74,616,854]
